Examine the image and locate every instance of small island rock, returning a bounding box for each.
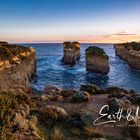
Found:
[62,41,80,65]
[85,46,110,74]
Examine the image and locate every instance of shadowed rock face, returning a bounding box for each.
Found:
[0,42,36,93]
[85,46,110,74]
[62,41,80,65]
[114,42,140,70]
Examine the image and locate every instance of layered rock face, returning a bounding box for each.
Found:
[62,41,80,65]
[85,46,110,74]
[114,42,140,70]
[0,42,36,93]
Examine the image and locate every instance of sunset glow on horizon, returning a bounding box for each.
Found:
[0,0,140,43]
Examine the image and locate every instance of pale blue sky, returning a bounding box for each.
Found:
[0,0,140,43]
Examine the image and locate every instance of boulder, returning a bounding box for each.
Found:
[60,89,78,97]
[40,94,52,101]
[67,112,93,128]
[80,84,106,94]
[106,86,129,94]
[52,95,64,101]
[44,84,62,95]
[40,105,67,119]
[85,46,110,74]
[62,41,80,65]
[108,97,131,114]
[71,91,91,103]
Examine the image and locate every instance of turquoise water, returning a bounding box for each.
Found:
[22,43,140,92]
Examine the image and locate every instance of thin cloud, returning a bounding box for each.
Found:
[113,31,137,36]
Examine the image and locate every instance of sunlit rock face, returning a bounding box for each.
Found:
[114,42,140,70]
[85,46,110,74]
[62,41,80,65]
[0,42,36,93]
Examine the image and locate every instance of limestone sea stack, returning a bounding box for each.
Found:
[114,42,140,70]
[85,46,110,74]
[62,41,80,65]
[0,41,36,93]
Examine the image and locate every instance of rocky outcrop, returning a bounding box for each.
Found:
[62,41,80,65]
[85,46,110,74]
[80,84,106,94]
[0,42,36,93]
[39,105,67,120]
[0,92,44,140]
[114,42,140,70]
[71,91,91,103]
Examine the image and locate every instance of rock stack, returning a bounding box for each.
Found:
[62,41,80,65]
[85,46,110,74]
[114,42,140,70]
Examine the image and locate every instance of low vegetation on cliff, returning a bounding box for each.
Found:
[63,41,80,50]
[116,41,140,51]
[85,46,108,58]
[0,41,34,63]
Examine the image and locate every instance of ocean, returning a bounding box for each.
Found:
[22,43,140,92]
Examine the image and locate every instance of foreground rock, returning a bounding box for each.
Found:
[85,46,110,74]
[80,84,106,94]
[71,91,91,103]
[39,105,67,120]
[44,84,62,95]
[0,92,43,140]
[114,42,140,70]
[127,119,140,139]
[0,41,36,93]
[1,83,140,139]
[62,41,80,65]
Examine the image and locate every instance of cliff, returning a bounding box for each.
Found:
[85,46,110,74]
[62,41,80,65]
[0,42,36,93]
[114,42,140,70]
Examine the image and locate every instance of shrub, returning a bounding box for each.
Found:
[0,92,32,140]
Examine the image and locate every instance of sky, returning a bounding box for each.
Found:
[0,0,140,43]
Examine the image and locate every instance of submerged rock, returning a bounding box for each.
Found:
[62,41,80,65]
[114,42,140,70]
[85,46,110,74]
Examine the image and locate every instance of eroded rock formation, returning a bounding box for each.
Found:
[85,46,110,74]
[114,42,140,70]
[62,41,80,65]
[0,42,36,93]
